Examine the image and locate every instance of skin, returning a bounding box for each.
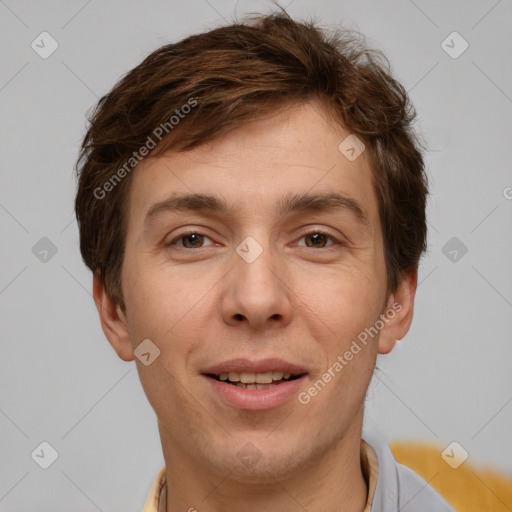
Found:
[93,98,418,512]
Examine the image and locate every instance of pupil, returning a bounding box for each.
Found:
[307,233,326,247]
[185,233,202,248]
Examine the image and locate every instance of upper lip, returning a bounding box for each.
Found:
[202,358,308,375]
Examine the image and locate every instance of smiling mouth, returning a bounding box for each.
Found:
[206,371,304,389]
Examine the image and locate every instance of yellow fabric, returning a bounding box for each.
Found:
[143,465,165,512]
[361,439,379,511]
[144,440,380,511]
[390,441,512,512]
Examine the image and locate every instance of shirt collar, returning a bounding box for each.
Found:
[361,439,379,511]
[142,465,165,512]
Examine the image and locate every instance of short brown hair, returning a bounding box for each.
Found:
[75,8,428,312]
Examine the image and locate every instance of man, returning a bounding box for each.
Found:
[74,8,455,512]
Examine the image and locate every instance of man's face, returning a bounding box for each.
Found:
[106,99,402,481]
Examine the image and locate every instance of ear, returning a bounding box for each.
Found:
[377,267,418,355]
[92,271,134,362]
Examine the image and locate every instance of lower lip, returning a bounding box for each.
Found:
[203,375,307,411]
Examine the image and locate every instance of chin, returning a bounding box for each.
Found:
[223,451,306,484]
[201,433,317,484]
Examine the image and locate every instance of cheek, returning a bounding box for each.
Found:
[122,257,176,343]
[299,265,384,340]
[300,276,381,400]
[122,258,213,358]
[121,264,200,408]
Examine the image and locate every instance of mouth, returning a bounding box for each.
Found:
[201,358,308,411]
[206,371,304,389]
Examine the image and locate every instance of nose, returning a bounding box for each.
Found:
[221,236,294,331]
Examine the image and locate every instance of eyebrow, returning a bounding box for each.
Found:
[144,191,370,228]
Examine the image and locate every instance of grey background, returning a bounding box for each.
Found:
[1,0,511,510]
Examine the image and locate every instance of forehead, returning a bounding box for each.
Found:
[126,99,379,229]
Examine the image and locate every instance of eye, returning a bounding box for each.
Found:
[166,229,340,250]
[297,230,338,248]
[167,230,215,249]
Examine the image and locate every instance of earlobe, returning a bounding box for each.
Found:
[377,268,418,355]
[92,272,134,362]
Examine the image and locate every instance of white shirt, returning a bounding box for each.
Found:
[362,440,455,511]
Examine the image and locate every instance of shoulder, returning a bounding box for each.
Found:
[390,441,512,512]
[365,440,456,512]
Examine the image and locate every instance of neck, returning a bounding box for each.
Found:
[159,413,368,512]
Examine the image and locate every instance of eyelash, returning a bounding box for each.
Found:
[167,228,341,249]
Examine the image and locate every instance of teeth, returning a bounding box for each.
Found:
[240,372,255,383]
[235,382,274,389]
[216,371,296,385]
[255,372,273,384]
